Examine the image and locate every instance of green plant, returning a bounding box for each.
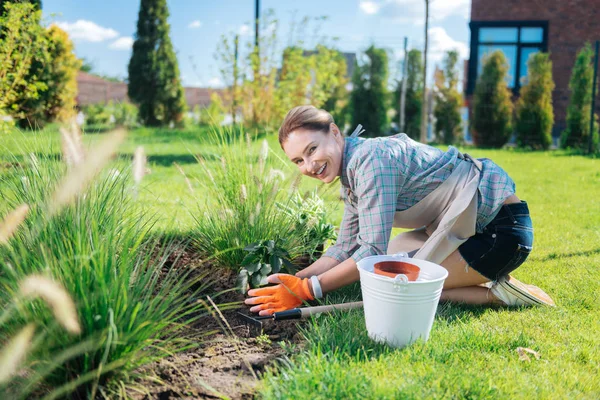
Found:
[433,50,463,145]
[278,190,337,263]
[192,127,306,271]
[0,3,48,124]
[128,0,187,127]
[515,52,554,150]
[237,239,295,292]
[470,50,514,148]
[350,45,390,137]
[561,43,599,150]
[0,131,210,398]
[81,103,111,126]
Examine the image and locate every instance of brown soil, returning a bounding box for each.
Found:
[132,246,307,399]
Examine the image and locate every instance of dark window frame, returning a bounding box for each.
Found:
[467,20,549,95]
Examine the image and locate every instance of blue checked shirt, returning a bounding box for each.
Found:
[324,134,516,263]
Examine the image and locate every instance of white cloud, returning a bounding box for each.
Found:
[54,20,119,42]
[207,77,224,88]
[359,0,470,24]
[109,36,134,50]
[239,24,251,36]
[427,27,469,64]
[188,20,202,29]
[359,1,380,15]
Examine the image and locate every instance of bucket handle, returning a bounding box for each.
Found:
[391,252,409,260]
[393,274,409,292]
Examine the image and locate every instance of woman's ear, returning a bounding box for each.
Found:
[330,123,340,136]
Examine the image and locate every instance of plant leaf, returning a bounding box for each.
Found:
[251,272,267,288]
[243,242,260,252]
[241,252,260,266]
[270,255,281,273]
[260,263,272,275]
[245,262,261,273]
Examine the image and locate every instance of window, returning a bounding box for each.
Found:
[467,21,548,94]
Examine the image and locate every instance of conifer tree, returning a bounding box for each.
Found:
[470,50,514,147]
[350,45,389,136]
[515,52,554,150]
[561,43,599,149]
[433,50,463,145]
[394,49,423,140]
[128,0,186,126]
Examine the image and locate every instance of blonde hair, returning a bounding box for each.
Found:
[278,105,334,147]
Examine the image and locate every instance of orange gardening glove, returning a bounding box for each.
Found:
[244,274,314,316]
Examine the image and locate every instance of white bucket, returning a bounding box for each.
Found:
[357,253,448,348]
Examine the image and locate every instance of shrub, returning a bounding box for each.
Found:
[515,52,554,150]
[0,3,48,125]
[561,43,599,150]
[470,50,514,148]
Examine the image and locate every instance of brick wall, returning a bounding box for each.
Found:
[470,0,600,135]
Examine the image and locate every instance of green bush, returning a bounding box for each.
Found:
[515,52,554,150]
[0,3,48,125]
[561,43,599,151]
[470,50,514,148]
[81,101,139,129]
[0,141,208,398]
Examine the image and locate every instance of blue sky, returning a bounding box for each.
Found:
[43,0,471,87]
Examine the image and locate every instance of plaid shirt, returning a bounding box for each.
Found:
[324,134,515,263]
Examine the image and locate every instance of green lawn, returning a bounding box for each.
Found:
[1,127,599,398]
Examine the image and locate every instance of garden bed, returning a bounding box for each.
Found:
[133,248,305,399]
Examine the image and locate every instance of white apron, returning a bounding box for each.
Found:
[349,125,483,265]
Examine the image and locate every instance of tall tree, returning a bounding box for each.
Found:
[350,45,390,136]
[561,43,599,149]
[515,52,554,150]
[433,50,463,145]
[394,49,423,139]
[128,0,186,127]
[470,50,514,148]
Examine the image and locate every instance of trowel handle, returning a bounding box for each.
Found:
[299,301,364,318]
[271,301,364,321]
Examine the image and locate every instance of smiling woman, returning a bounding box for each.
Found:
[245,105,555,317]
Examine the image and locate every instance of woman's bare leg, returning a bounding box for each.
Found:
[439,250,502,304]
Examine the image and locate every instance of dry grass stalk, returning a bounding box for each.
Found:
[240,184,248,202]
[49,129,126,215]
[173,162,194,194]
[289,172,303,193]
[133,146,147,186]
[258,139,269,174]
[59,123,85,167]
[0,324,36,384]
[20,275,81,335]
[0,204,29,245]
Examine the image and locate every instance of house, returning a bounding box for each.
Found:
[76,71,222,109]
[465,0,600,138]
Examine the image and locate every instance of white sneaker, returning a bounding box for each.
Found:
[490,276,555,307]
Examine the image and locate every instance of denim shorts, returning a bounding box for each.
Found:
[458,201,534,281]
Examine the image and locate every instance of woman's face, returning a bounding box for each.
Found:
[282,123,344,184]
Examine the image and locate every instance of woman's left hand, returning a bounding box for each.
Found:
[244,274,314,316]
